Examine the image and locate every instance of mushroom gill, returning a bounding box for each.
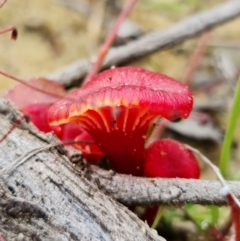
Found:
[48,66,193,176]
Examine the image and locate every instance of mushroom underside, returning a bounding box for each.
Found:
[70,106,156,175]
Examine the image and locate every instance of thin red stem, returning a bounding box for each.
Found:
[227,193,240,241]
[83,0,138,85]
[209,225,228,241]
[0,0,7,8]
[182,30,212,86]
[0,26,18,40]
[0,115,27,142]
[0,70,77,102]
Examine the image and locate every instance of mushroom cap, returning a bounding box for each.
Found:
[4,78,66,109]
[22,103,62,137]
[48,66,193,126]
[48,67,193,175]
[144,139,200,179]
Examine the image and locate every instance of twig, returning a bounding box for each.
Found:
[89,165,240,206]
[3,138,240,207]
[48,0,240,88]
[187,145,240,207]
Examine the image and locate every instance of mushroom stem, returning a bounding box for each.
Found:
[90,126,147,176]
[74,106,156,176]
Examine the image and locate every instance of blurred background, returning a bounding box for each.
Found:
[0,0,239,92]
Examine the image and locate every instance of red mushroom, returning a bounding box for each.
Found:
[4,78,65,138]
[144,138,200,179]
[48,66,193,176]
[61,122,104,163]
[4,78,66,109]
[141,139,200,226]
[22,103,62,138]
[4,78,104,162]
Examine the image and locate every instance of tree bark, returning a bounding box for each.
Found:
[0,99,164,241]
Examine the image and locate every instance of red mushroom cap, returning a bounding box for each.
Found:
[22,103,62,137]
[4,78,66,109]
[48,67,193,175]
[48,67,193,124]
[144,139,200,179]
[4,78,66,138]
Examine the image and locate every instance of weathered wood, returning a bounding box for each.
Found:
[90,165,240,206]
[0,99,164,241]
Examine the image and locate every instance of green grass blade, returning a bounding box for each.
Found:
[219,77,240,177]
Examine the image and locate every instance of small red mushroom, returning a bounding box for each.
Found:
[4,78,66,138]
[22,103,62,138]
[61,123,104,163]
[48,66,193,176]
[144,138,200,179]
[4,78,104,162]
[4,78,66,109]
[142,139,200,226]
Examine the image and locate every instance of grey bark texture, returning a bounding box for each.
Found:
[90,166,240,206]
[47,0,240,88]
[0,99,164,241]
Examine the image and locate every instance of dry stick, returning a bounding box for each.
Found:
[89,165,240,206]
[48,0,240,88]
[188,144,240,240]
[83,0,137,85]
[3,138,240,207]
[3,136,240,207]
[186,145,240,207]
